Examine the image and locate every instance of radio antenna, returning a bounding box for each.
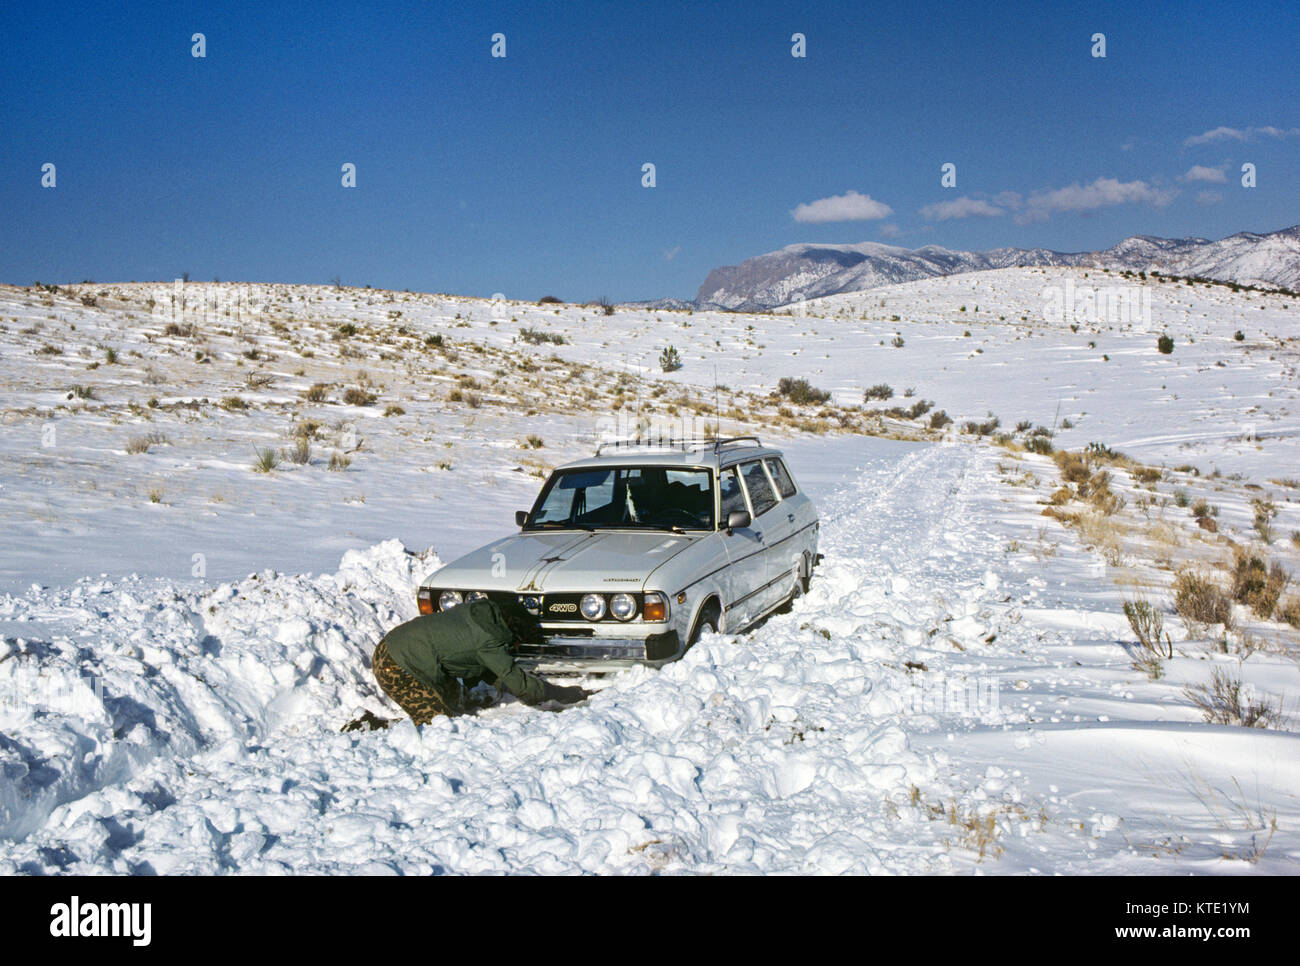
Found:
[713,364,720,438]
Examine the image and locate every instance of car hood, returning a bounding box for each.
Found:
[422,529,703,594]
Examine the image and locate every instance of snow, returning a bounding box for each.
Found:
[1,273,1297,873]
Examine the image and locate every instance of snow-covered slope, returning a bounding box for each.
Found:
[1,272,1298,873]
[696,226,1300,309]
[2,440,1296,873]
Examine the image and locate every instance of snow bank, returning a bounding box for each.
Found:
[0,540,425,849]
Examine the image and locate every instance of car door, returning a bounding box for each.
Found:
[736,458,789,615]
[717,464,769,629]
[761,456,811,591]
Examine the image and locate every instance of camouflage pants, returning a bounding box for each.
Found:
[372,639,462,724]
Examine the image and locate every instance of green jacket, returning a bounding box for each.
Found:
[380,599,550,705]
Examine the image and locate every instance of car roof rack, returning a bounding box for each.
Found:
[594,435,763,456]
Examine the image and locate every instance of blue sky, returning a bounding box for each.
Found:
[3,0,1297,300]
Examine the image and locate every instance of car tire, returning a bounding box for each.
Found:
[686,602,720,650]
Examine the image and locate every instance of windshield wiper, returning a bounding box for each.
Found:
[532,521,595,532]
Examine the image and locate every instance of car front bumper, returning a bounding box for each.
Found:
[515,629,681,672]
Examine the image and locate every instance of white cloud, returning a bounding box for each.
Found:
[1184,125,1300,146]
[662,245,681,261]
[919,196,1004,221]
[1013,177,1178,223]
[1196,190,1224,206]
[878,223,901,238]
[791,190,893,223]
[1180,164,1227,183]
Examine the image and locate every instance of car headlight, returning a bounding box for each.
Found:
[610,593,637,621]
[465,590,489,602]
[438,590,464,610]
[579,593,606,621]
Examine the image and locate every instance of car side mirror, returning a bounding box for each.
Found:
[726,510,751,532]
[515,510,529,527]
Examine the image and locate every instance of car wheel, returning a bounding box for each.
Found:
[686,602,720,650]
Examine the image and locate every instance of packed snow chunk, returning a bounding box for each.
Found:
[767,751,818,798]
[636,752,702,801]
[275,617,313,647]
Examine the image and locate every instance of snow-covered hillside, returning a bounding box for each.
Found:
[696,225,1300,309]
[1,271,1297,873]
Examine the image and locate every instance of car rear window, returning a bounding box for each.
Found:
[740,460,777,517]
[765,458,797,498]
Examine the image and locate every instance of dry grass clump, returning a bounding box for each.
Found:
[287,437,311,465]
[1229,552,1288,619]
[291,419,321,440]
[125,431,170,455]
[1083,469,1125,515]
[342,387,377,406]
[1278,597,1300,629]
[1184,667,1280,728]
[519,327,565,345]
[1053,450,1091,485]
[251,447,281,473]
[1132,466,1162,485]
[1173,570,1233,629]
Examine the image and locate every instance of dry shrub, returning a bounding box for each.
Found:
[1173,570,1232,629]
[1184,667,1279,728]
[1278,598,1300,629]
[292,419,321,440]
[1053,450,1090,485]
[125,431,169,455]
[1230,553,1288,619]
[1048,487,1072,506]
[343,387,377,406]
[1123,595,1171,676]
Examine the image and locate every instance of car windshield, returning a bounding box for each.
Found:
[528,466,714,530]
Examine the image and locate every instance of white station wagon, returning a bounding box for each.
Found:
[416,437,820,670]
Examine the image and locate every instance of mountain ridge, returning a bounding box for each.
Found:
[682,225,1300,311]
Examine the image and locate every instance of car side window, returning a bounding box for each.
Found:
[740,460,777,517]
[765,458,797,498]
[719,467,747,520]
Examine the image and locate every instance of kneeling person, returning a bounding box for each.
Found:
[372,597,589,723]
